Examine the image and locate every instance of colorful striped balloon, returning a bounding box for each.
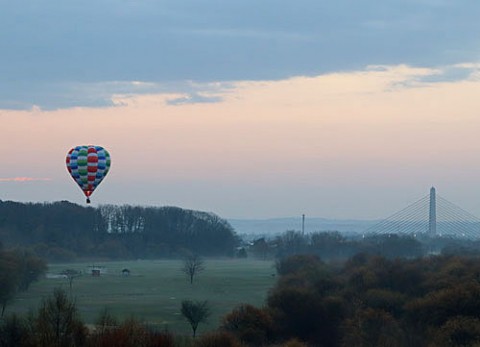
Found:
[66,145,111,203]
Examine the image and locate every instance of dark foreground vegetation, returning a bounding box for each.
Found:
[220,253,480,346]
[0,200,238,261]
[3,253,480,346]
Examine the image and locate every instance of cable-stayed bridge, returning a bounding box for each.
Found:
[363,187,480,239]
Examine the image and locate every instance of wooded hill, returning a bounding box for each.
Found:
[0,200,238,261]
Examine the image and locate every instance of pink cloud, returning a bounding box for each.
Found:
[0,177,51,182]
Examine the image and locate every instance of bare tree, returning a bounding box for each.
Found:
[94,308,118,336]
[182,254,205,284]
[181,300,211,337]
[36,288,86,346]
[61,269,82,292]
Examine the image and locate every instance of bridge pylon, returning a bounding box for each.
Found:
[363,187,480,239]
[428,187,436,236]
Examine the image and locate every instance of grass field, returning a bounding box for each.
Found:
[7,259,276,335]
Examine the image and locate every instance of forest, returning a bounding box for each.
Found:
[0,200,238,261]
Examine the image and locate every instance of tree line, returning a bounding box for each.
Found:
[0,200,238,261]
[247,229,479,261]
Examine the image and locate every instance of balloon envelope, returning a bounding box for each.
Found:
[66,145,111,203]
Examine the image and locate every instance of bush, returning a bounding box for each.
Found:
[275,255,324,277]
[280,339,309,347]
[0,314,35,347]
[221,304,273,346]
[194,332,245,347]
[35,288,87,347]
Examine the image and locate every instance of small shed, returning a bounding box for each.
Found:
[89,265,106,277]
[122,268,131,277]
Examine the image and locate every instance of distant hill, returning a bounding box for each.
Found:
[228,217,378,237]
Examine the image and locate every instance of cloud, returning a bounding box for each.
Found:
[1,63,476,111]
[166,92,224,105]
[15,80,235,110]
[1,1,480,110]
[0,177,52,182]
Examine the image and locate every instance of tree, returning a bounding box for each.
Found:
[275,254,324,277]
[89,315,175,347]
[435,316,480,346]
[194,331,245,347]
[0,249,46,317]
[94,308,118,336]
[182,254,205,284]
[250,238,271,260]
[221,304,273,346]
[275,230,308,258]
[0,314,34,347]
[61,269,82,292]
[309,231,347,260]
[0,278,17,318]
[35,288,87,347]
[267,286,344,346]
[16,250,47,291]
[341,308,405,347]
[0,252,20,317]
[181,300,211,337]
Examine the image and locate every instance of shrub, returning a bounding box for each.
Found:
[194,331,245,347]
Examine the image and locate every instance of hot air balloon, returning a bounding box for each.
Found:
[66,145,111,203]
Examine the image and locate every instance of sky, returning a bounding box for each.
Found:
[2,1,480,220]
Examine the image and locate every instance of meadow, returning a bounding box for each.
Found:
[7,259,276,336]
